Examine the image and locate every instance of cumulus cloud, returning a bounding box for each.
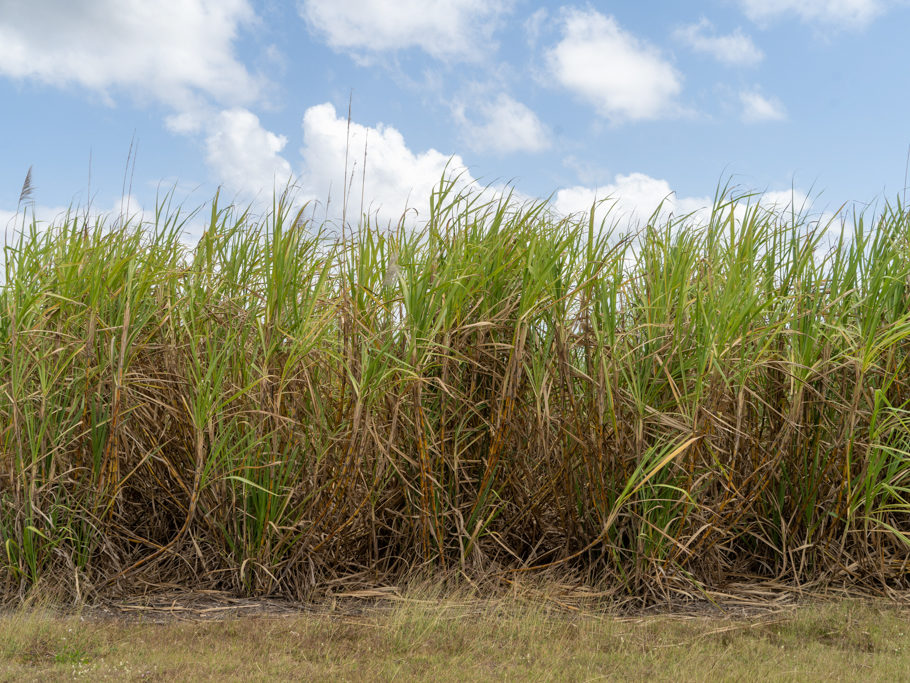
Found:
[300,0,513,62]
[674,19,764,66]
[455,94,551,155]
[0,0,260,111]
[733,190,839,245]
[545,9,682,122]
[554,173,712,227]
[298,103,476,227]
[204,109,294,198]
[173,102,478,220]
[552,177,823,239]
[740,89,787,122]
[0,1,281,198]
[759,189,811,211]
[737,0,888,28]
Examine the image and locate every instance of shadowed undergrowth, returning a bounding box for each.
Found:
[2,180,910,605]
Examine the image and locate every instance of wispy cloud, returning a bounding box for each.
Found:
[524,8,549,47]
[299,0,513,62]
[674,19,764,66]
[737,0,889,28]
[740,88,787,122]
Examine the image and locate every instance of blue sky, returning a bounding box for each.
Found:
[2,0,910,231]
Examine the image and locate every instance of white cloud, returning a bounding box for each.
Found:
[733,189,832,242]
[552,177,822,239]
[165,111,211,136]
[740,89,787,122]
[186,101,483,216]
[299,103,476,227]
[204,109,294,198]
[674,19,763,66]
[300,0,512,62]
[759,189,811,211]
[455,95,551,155]
[737,0,887,28]
[1,196,146,249]
[545,9,682,122]
[554,173,712,227]
[0,0,260,111]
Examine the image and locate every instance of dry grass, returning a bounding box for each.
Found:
[2,180,910,604]
[2,597,910,681]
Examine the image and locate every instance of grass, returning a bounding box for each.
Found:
[1,598,909,681]
[2,177,910,604]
